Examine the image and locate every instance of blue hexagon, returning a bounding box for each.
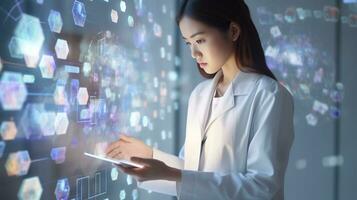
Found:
[48,10,63,33]
[5,150,31,176]
[72,0,87,27]
[18,176,43,200]
[55,178,70,200]
[50,147,66,164]
[0,71,28,110]
[13,14,44,59]
[39,55,56,79]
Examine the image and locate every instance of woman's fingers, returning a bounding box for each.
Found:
[105,140,126,155]
[107,147,121,158]
[120,134,135,142]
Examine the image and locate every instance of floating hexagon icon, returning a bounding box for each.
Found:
[14,14,44,59]
[77,87,89,105]
[48,10,63,33]
[39,55,56,79]
[55,178,70,200]
[0,71,28,110]
[50,147,66,164]
[18,176,43,200]
[72,0,87,27]
[111,9,118,23]
[111,167,119,181]
[5,150,31,176]
[55,39,69,60]
[55,112,69,135]
[0,121,17,140]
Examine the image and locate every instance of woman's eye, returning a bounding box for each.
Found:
[185,42,191,45]
[196,39,205,44]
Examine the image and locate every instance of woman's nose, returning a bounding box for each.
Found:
[190,45,202,59]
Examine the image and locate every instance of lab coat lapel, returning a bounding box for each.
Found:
[198,70,223,141]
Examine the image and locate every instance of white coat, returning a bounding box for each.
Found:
[138,69,295,200]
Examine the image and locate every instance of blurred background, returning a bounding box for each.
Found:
[0,0,356,199]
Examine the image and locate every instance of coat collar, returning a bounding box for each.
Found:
[197,69,261,138]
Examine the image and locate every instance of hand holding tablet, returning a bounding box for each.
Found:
[84,152,144,168]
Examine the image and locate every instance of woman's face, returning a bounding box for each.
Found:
[179,16,237,74]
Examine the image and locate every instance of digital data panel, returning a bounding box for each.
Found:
[0,0,178,199]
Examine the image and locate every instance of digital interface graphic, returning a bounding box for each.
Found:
[0,0,177,199]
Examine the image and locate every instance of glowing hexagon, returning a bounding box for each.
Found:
[50,147,66,164]
[5,150,31,176]
[72,0,87,27]
[77,87,89,105]
[54,84,69,105]
[55,178,70,200]
[55,112,69,135]
[39,55,56,79]
[111,9,118,23]
[18,176,43,200]
[48,10,63,33]
[14,14,44,60]
[20,103,56,139]
[55,39,69,60]
[0,71,28,110]
[111,167,119,181]
[120,1,127,12]
[0,121,17,140]
[0,141,5,158]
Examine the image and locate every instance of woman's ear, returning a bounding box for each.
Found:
[229,22,240,42]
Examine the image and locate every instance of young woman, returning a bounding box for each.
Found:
[105,0,294,199]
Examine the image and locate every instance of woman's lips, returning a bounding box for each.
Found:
[199,63,208,68]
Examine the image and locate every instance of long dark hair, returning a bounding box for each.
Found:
[176,0,277,81]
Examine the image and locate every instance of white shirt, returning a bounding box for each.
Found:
[138,69,295,200]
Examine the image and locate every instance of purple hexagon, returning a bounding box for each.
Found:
[39,54,56,79]
[55,178,70,200]
[48,10,63,33]
[0,71,28,110]
[5,150,31,176]
[72,0,87,27]
[50,147,66,164]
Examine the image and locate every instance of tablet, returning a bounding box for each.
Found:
[84,152,144,168]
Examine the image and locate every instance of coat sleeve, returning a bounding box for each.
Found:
[136,146,185,196]
[177,86,295,200]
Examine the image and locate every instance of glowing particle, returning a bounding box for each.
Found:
[18,176,43,200]
[126,175,133,185]
[120,190,126,200]
[130,111,141,127]
[306,113,318,126]
[296,159,307,170]
[322,155,344,167]
[270,26,281,38]
[54,84,68,105]
[83,62,91,76]
[0,121,17,140]
[111,167,119,181]
[312,100,329,115]
[128,15,134,27]
[153,23,162,37]
[132,189,139,200]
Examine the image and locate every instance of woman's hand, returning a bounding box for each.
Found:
[105,134,153,161]
[117,157,182,182]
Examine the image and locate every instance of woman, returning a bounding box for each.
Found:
[105,0,294,199]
